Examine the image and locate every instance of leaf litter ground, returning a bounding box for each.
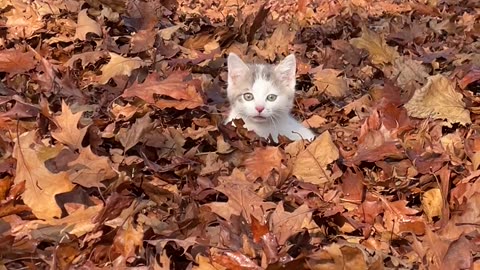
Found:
[0,0,479,269]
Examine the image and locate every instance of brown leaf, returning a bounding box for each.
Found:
[404,74,471,126]
[98,52,144,84]
[122,72,204,110]
[67,147,117,188]
[0,49,37,75]
[243,146,287,181]
[350,26,399,65]
[116,113,155,152]
[74,9,102,40]
[292,131,339,185]
[51,100,89,150]
[421,188,443,222]
[312,68,349,97]
[13,131,75,219]
[270,203,311,245]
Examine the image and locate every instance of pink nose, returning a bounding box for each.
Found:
[255,106,264,113]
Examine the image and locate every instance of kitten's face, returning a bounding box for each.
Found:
[227,53,296,123]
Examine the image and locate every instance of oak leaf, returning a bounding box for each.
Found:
[51,100,89,150]
[65,51,107,69]
[13,131,75,219]
[98,52,144,84]
[67,147,117,188]
[404,74,471,126]
[74,9,102,40]
[122,72,204,110]
[292,131,339,185]
[350,27,399,65]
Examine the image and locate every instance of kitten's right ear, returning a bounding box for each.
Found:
[228,53,249,84]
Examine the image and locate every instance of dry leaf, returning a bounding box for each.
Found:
[270,203,311,245]
[51,100,89,150]
[116,113,155,152]
[243,147,287,181]
[350,27,399,65]
[292,131,339,185]
[421,188,442,222]
[74,9,102,40]
[13,131,75,219]
[67,147,117,188]
[98,52,144,84]
[0,49,37,75]
[312,68,348,97]
[122,72,204,110]
[404,74,471,126]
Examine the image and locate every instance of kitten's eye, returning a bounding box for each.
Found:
[243,93,254,101]
[266,94,277,101]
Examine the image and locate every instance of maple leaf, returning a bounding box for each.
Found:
[65,51,107,69]
[207,169,276,223]
[122,72,204,110]
[312,68,349,97]
[0,49,37,75]
[242,146,288,182]
[350,27,399,65]
[51,100,89,150]
[292,131,340,185]
[67,147,117,188]
[404,74,471,127]
[12,131,75,219]
[74,9,102,40]
[98,52,145,84]
[270,203,312,245]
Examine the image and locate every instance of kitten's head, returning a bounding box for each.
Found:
[227,53,296,123]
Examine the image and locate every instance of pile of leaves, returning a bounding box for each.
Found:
[0,0,479,268]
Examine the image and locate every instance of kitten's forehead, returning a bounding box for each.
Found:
[250,64,275,81]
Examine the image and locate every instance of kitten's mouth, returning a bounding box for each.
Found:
[252,116,268,122]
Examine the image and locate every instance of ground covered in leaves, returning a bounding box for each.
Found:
[0,0,479,269]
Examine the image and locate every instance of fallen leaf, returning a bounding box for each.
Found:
[421,188,443,222]
[51,100,89,150]
[0,49,37,75]
[74,9,102,40]
[13,131,75,219]
[98,52,144,84]
[404,74,471,126]
[67,147,117,188]
[122,72,204,110]
[312,68,348,97]
[270,203,311,245]
[292,131,339,185]
[243,147,287,181]
[350,26,399,65]
[116,113,155,152]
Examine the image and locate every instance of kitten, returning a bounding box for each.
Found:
[225,53,315,142]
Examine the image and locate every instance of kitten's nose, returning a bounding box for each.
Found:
[255,106,265,113]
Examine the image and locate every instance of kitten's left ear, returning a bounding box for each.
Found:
[275,54,296,90]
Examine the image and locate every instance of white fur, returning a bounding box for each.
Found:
[225,53,315,142]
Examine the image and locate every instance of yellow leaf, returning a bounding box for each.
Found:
[13,131,75,219]
[350,27,399,65]
[51,100,89,150]
[404,74,471,126]
[421,188,443,222]
[74,9,102,41]
[292,131,339,185]
[98,52,144,84]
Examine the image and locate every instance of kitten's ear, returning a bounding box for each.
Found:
[275,54,296,90]
[228,53,249,84]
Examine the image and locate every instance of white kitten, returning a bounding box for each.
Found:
[225,53,315,142]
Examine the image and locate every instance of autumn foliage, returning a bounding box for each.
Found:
[0,0,480,269]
